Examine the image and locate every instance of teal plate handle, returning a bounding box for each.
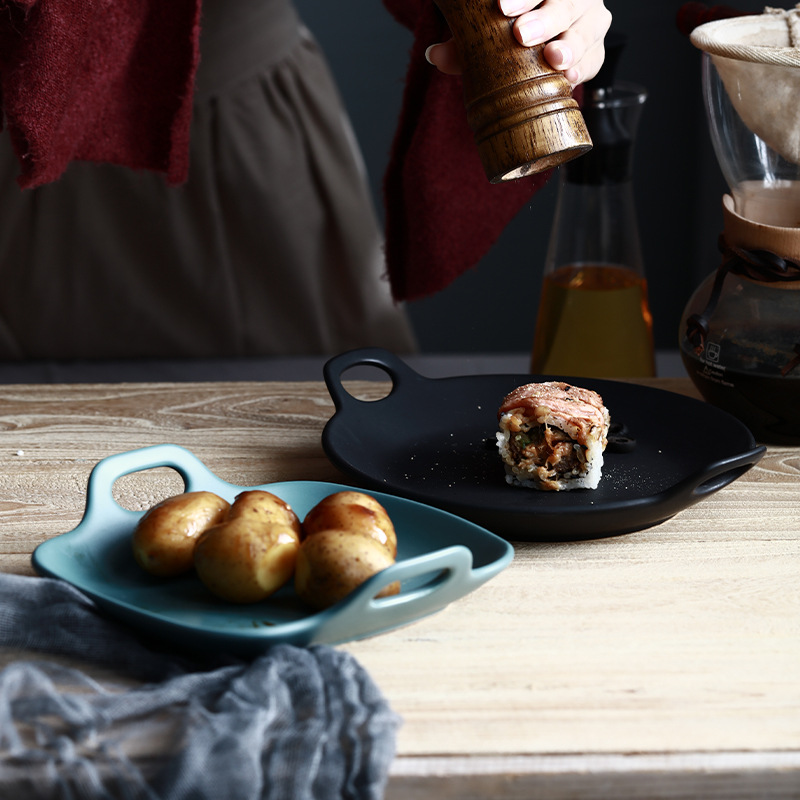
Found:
[309,545,475,645]
[32,445,513,654]
[82,443,253,521]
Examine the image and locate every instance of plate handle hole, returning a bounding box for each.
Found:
[111,467,186,511]
[337,363,394,403]
[694,464,752,498]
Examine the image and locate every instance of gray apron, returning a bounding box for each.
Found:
[0,0,415,359]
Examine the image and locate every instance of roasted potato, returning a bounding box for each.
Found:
[132,491,230,577]
[193,517,300,604]
[295,491,399,609]
[302,490,396,557]
[294,529,399,610]
[227,490,301,535]
[132,486,398,610]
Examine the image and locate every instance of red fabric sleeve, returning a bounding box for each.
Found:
[0,0,201,189]
[381,0,549,301]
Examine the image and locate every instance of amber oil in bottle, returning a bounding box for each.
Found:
[530,36,655,378]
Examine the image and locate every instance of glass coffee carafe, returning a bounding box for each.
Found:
[680,10,800,444]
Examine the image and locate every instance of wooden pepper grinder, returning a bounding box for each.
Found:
[433,0,592,182]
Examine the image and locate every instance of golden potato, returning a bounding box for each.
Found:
[227,490,301,535]
[294,529,400,610]
[302,491,396,557]
[193,517,300,603]
[132,491,230,577]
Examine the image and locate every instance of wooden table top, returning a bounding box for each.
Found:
[0,378,798,799]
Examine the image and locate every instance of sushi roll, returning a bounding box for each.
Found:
[496,381,610,491]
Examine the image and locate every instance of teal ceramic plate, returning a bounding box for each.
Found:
[32,445,513,655]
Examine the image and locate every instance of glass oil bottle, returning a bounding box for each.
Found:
[530,37,655,378]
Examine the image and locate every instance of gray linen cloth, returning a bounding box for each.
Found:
[0,573,400,799]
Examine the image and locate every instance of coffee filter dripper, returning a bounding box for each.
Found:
[691,6,800,172]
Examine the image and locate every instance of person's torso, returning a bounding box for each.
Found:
[194,0,302,99]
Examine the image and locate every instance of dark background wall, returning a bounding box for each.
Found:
[294,0,770,353]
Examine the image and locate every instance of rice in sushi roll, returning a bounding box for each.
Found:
[496,381,610,491]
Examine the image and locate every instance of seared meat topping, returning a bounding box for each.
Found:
[498,382,608,450]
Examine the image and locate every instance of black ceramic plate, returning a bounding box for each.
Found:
[322,349,766,541]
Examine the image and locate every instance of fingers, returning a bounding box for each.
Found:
[544,33,607,86]
[424,40,462,75]
[508,0,612,85]
[426,0,611,86]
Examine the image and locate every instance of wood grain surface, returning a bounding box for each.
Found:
[0,379,797,798]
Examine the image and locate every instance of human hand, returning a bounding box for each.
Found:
[425,0,612,86]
